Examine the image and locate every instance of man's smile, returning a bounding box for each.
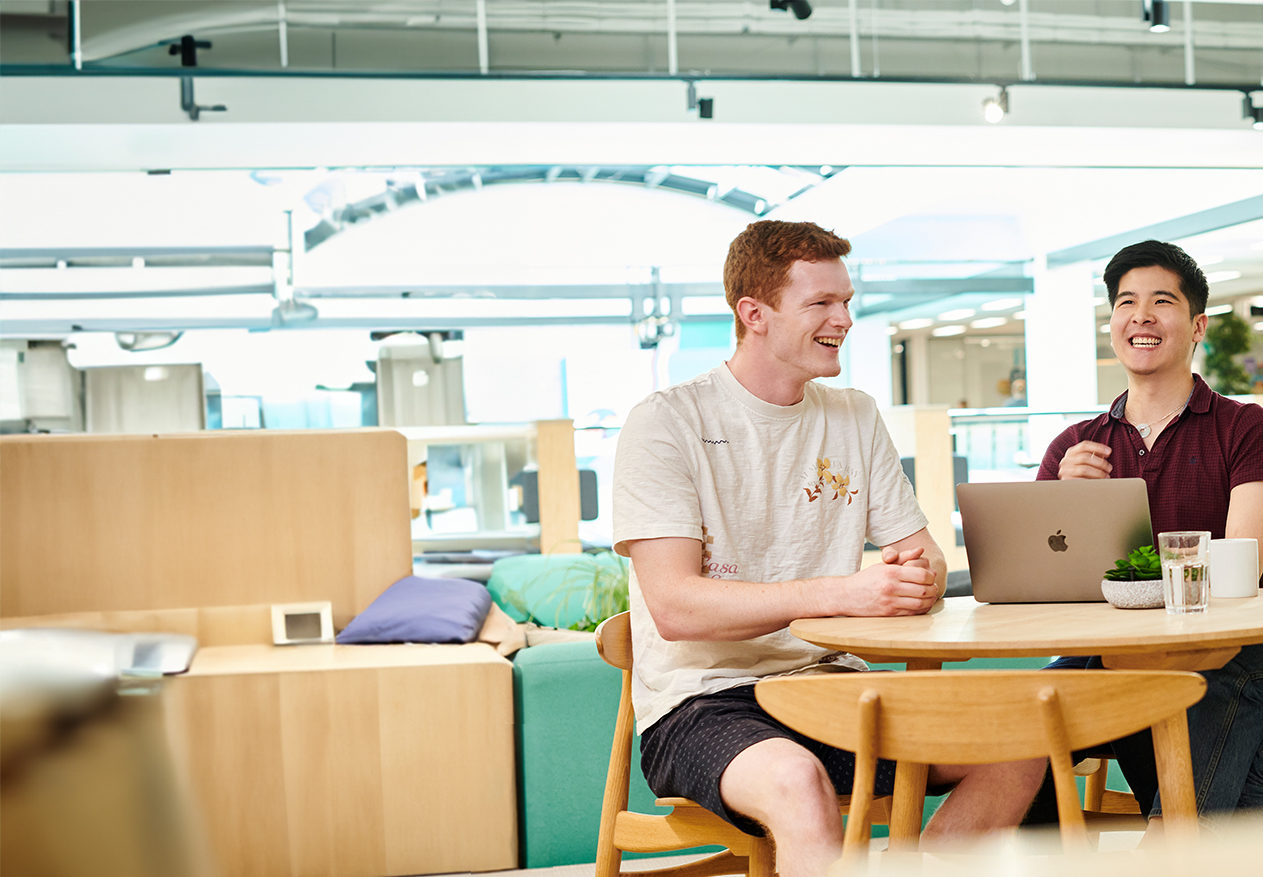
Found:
[1130,335,1161,348]
[814,336,843,347]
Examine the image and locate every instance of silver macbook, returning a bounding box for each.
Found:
[957,478,1152,603]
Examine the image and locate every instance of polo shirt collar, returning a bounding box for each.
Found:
[1109,373,1211,422]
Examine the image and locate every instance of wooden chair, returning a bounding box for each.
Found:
[594,612,890,877]
[755,669,1206,856]
[1078,752,1146,829]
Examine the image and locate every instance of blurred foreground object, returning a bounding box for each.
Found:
[0,629,214,877]
[823,812,1263,876]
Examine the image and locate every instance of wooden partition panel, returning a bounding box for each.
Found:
[0,429,412,629]
[163,643,518,877]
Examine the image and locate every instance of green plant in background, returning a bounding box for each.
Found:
[1103,545,1162,581]
[1203,310,1254,396]
[502,549,630,632]
[549,550,630,632]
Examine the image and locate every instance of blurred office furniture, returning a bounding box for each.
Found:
[0,628,211,877]
[0,429,518,877]
[883,406,956,561]
[401,420,584,555]
[85,363,206,433]
[0,339,83,433]
[756,670,1205,855]
[376,334,467,427]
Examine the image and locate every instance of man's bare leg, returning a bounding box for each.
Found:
[718,738,846,877]
[919,758,1048,851]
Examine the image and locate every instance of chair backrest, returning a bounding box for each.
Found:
[596,610,633,670]
[756,669,1206,853]
[756,670,1205,765]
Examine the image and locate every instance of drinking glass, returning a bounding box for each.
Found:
[1159,531,1211,615]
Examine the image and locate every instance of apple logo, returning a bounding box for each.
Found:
[1048,530,1068,552]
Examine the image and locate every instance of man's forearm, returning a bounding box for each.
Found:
[640,573,835,642]
[629,536,940,642]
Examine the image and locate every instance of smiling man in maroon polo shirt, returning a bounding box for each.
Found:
[1032,240,1263,827]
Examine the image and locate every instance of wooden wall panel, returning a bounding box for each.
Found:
[379,660,519,874]
[165,673,292,877]
[0,429,412,629]
[164,644,517,877]
[535,419,580,554]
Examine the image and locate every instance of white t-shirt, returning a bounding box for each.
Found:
[613,364,928,732]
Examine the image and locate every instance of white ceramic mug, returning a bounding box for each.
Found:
[1210,538,1260,599]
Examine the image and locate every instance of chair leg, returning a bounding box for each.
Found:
[1151,712,1199,845]
[888,762,927,853]
[1082,760,1106,811]
[747,836,775,877]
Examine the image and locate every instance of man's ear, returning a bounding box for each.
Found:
[1193,312,1209,344]
[735,297,768,337]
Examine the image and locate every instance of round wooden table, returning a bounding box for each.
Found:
[791,592,1263,672]
[789,593,1263,848]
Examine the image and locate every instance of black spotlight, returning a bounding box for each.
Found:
[770,0,813,21]
[1141,0,1170,33]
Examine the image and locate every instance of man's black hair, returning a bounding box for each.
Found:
[1103,240,1209,316]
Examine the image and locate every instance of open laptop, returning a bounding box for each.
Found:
[956,478,1152,603]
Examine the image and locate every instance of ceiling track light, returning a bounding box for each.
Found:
[769,0,812,21]
[1142,0,1171,34]
[982,86,1008,124]
[1245,94,1263,131]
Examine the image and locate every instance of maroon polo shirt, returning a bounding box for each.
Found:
[1036,375,1263,542]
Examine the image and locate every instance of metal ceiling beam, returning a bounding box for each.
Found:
[0,246,276,259]
[0,314,729,336]
[4,65,1259,94]
[1046,194,1263,267]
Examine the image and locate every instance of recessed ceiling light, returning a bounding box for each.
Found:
[937,308,976,321]
[931,325,967,337]
[885,326,898,335]
[1012,310,1026,320]
[970,317,1008,329]
[980,298,1022,312]
[1205,304,1234,316]
[1092,296,1108,307]
[1206,271,1242,284]
[898,318,934,330]
[1100,324,1112,333]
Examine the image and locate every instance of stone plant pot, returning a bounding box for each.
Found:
[1101,578,1165,609]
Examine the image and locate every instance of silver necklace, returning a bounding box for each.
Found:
[1129,389,1193,439]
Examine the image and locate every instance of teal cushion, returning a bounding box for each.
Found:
[513,640,718,867]
[487,553,628,630]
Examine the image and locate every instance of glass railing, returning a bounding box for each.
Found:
[948,406,1109,483]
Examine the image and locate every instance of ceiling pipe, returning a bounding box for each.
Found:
[849,0,861,78]
[70,1,82,71]
[667,0,678,76]
[277,2,289,68]
[476,0,489,75]
[870,0,880,78]
[1183,0,1195,85]
[1018,0,1034,81]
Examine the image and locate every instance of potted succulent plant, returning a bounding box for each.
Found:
[1101,545,1164,609]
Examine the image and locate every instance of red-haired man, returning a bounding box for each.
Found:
[614,220,1046,876]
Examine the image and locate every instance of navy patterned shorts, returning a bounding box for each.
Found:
[639,683,899,835]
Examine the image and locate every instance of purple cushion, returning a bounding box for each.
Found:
[336,575,493,645]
